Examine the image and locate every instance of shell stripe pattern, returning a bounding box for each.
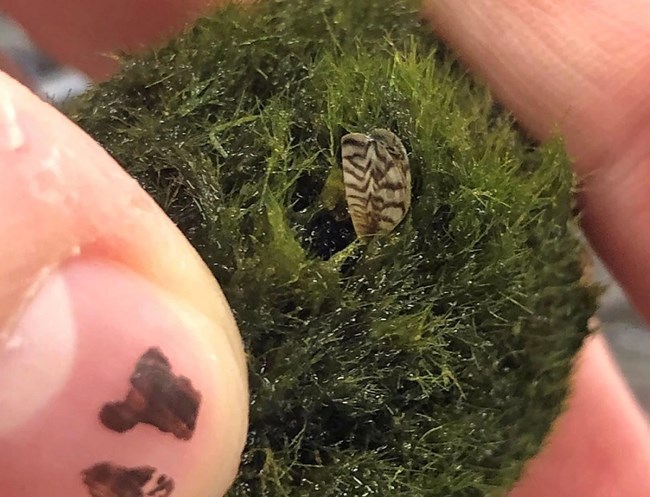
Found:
[341,128,411,237]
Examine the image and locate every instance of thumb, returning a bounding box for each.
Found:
[0,72,248,497]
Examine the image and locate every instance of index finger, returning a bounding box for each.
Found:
[0,0,229,79]
[421,0,650,494]
[423,0,650,326]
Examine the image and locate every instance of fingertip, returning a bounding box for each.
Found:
[421,0,650,170]
[0,258,247,497]
[0,69,245,367]
[1,0,240,80]
[421,0,650,348]
[510,335,650,497]
[0,70,248,496]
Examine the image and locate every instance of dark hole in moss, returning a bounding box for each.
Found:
[339,247,364,277]
[304,210,356,260]
[291,172,325,213]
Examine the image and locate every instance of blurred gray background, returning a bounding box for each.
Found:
[2,14,649,414]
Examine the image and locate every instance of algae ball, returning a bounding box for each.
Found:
[68,0,598,495]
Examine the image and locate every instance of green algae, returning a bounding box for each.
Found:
[67,1,598,495]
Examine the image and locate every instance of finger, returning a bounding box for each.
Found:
[0,71,247,497]
[508,335,650,496]
[422,0,650,339]
[420,1,650,491]
[421,0,650,170]
[0,0,238,79]
[0,51,33,87]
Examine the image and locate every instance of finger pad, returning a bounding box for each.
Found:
[2,0,223,79]
[511,335,650,496]
[422,0,650,172]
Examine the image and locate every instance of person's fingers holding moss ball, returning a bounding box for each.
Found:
[424,1,650,495]
[0,0,649,497]
[0,0,247,80]
[0,73,247,497]
[0,4,252,497]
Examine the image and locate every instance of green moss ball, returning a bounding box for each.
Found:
[68,0,598,495]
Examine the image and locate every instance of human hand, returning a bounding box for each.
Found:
[0,2,249,497]
[1,0,648,496]
[422,1,650,495]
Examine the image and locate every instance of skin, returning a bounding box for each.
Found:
[0,0,648,495]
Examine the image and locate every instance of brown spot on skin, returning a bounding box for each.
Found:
[100,347,202,440]
[81,462,174,497]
